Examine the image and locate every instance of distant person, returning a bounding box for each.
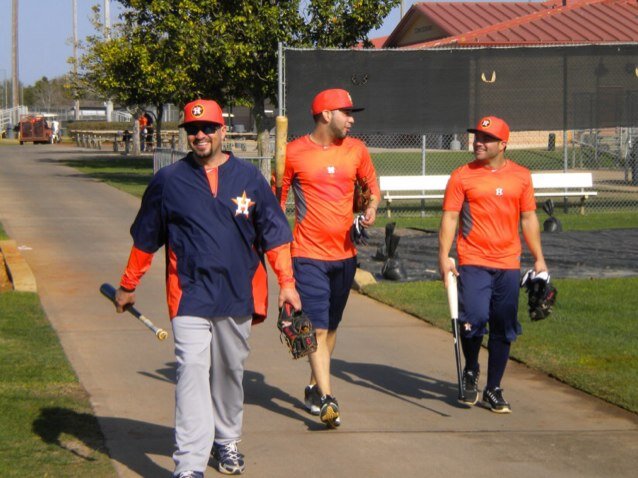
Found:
[144,112,155,150]
[122,130,132,154]
[279,88,380,428]
[112,99,300,477]
[438,116,548,413]
[138,113,148,151]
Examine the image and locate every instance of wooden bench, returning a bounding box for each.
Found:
[379,172,597,217]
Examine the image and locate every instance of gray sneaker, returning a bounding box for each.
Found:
[212,441,246,475]
[175,472,203,478]
[304,385,321,415]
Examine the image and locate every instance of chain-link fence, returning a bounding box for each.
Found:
[155,125,638,217]
[345,127,638,217]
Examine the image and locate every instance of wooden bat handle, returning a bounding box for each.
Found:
[446,258,458,319]
[274,115,288,200]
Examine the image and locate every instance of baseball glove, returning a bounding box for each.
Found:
[277,303,317,359]
[521,270,557,321]
[353,177,371,213]
[350,214,370,246]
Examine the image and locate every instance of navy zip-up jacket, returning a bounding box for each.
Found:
[130,152,292,319]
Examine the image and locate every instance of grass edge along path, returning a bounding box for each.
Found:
[362,277,638,414]
[0,221,115,476]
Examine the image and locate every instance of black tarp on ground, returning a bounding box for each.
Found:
[356,227,638,282]
[285,45,638,135]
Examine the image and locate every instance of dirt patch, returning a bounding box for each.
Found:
[356,227,638,282]
[0,253,12,292]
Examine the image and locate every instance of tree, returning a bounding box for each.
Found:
[78,0,400,141]
[23,76,73,111]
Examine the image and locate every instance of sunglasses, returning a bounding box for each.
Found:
[184,123,221,135]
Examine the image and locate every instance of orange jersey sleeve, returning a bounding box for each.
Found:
[119,245,154,291]
[443,160,536,269]
[265,243,295,288]
[284,135,379,260]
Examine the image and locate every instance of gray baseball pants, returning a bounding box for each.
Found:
[171,315,252,475]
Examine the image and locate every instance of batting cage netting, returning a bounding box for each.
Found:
[282,44,638,215]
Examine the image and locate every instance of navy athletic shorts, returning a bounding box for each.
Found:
[293,256,357,330]
[458,265,522,342]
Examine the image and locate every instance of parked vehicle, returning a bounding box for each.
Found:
[18,115,55,144]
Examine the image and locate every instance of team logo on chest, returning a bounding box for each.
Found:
[327,166,336,174]
[496,187,504,196]
[232,191,255,217]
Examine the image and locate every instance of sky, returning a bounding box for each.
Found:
[0,1,532,88]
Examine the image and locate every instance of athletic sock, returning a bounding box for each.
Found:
[461,335,483,372]
[487,338,511,389]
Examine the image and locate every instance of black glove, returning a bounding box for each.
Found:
[521,270,557,321]
[350,214,370,246]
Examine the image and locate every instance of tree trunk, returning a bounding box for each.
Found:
[253,97,271,179]
[132,119,141,155]
[155,103,164,147]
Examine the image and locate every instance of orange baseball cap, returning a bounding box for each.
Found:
[468,116,510,142]
[311,88,364,115]
[179,99,224,127]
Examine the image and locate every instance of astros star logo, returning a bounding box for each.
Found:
[464,323,472,332]
[327,166,335,174]
[232,191,255,217]
[191,104,204,117]
[481,118,491,127]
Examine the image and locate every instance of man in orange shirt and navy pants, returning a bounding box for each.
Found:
[280,88,380,428]
[438,116,548,413]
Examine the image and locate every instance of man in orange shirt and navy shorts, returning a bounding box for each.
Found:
[438,116,548,413]
[280,88,380,428]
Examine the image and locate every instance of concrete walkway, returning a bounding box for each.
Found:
[0,145,636,478]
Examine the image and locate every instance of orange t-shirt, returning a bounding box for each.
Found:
[443,159,537,269]
[281,135,380,260]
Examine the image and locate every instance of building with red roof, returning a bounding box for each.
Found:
[377,0,638,48]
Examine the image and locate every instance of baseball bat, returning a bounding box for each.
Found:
[99,283,168,341]
[445,258,465,401]
[274,115,288,201]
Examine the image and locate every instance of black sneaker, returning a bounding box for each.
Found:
[320,394,341,429]
[482,387,512,414]
[460,368,480,405]
[212,441,246,475]
[304,385,321,416]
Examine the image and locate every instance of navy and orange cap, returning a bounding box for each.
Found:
[179,100,224,127]
[468,116,510,142]
[311,88,364,115]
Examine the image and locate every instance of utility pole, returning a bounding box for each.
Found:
[73,0,80,120]
[104,0,113,122]
[11,0,19,109]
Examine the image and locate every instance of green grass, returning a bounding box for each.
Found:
[60,155,153,197]
[0,292,115,476]
[370,147,618,176]
[362,277,638,414]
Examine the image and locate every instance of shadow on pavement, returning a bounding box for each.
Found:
[33,407,173,477]
[332,358,462,416]
[244,370,325,430]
